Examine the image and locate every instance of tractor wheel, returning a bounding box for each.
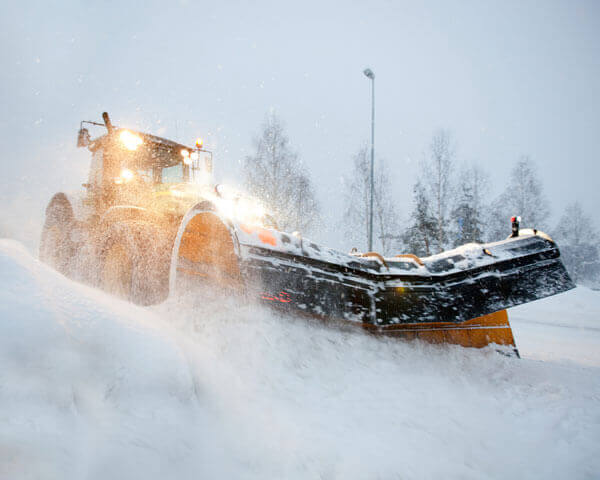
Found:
[99,221,171,305]
[39,199,75,275]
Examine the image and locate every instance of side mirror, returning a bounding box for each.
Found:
[77,128,90,148]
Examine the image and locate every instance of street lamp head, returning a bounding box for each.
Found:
[363,68,375,79]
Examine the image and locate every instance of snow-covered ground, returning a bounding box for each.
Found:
[510,287,600,368]
[1,239,599,479]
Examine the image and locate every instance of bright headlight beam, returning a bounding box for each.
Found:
[119,130,143,151]
[213,186,268,226]
[120,168,134,181]
[114,168,135,184]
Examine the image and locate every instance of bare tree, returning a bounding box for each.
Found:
[487,156,550,240]
[554,202,600,285]
[343,146,400,255]
[374,158,401,255]
[421,129,455,252]
[243,113,320,234]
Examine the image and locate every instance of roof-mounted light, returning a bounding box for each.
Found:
[195,138,203,149]
[180,149,193,165]
[119,130,143,151]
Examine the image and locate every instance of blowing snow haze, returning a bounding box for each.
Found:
[2,3,600,478]
[1,0,599,251]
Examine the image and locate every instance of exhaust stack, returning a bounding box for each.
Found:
[102,112,114,133]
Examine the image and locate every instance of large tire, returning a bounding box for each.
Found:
[39,197,75,275]
[98,221,171,305]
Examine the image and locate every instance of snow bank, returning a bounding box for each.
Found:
[1,239,599,479]
[510,286,600,366]
[0,240,229,479]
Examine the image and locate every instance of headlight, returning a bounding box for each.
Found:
[114,168,135,184]
[119,130,143,151]
[213,184,268,226]
[181,149,192,165]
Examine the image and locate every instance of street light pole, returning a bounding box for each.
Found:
[363,68,375,252]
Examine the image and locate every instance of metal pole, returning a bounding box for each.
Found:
[369,76,375,252]
[363,68,375,252]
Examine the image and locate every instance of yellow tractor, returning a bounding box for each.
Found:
[40,112,214,304]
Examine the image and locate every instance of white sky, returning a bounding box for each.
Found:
[1,0,599,249]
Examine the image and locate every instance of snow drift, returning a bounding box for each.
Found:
[0,239,599,479]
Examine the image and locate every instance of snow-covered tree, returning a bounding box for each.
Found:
[450,165,488,246]
[342,146,400,255]
[487,156,550,240]
[421,129,455,252]
[401,181,437,257]
[553,202,600,285]
[243,113,320,234]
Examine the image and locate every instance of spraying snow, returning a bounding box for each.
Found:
[0,239,599,479]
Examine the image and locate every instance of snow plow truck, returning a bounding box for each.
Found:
[40,113,575,353]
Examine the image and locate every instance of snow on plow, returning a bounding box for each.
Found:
[171,203,575,351]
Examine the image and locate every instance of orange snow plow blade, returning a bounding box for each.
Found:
[364,310,517,350]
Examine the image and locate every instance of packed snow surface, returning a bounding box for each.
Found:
[1,239,599,479]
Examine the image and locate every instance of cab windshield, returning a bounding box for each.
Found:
[120,145,189,186]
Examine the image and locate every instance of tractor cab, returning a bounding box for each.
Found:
[77,113,213,212]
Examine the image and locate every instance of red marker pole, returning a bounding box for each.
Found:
[511,216,520,237]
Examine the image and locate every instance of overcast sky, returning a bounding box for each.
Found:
[1,0,598,250]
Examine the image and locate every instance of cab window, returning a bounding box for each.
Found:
[161,164,185,183]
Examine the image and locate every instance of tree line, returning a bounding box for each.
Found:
[243,113,599,288]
